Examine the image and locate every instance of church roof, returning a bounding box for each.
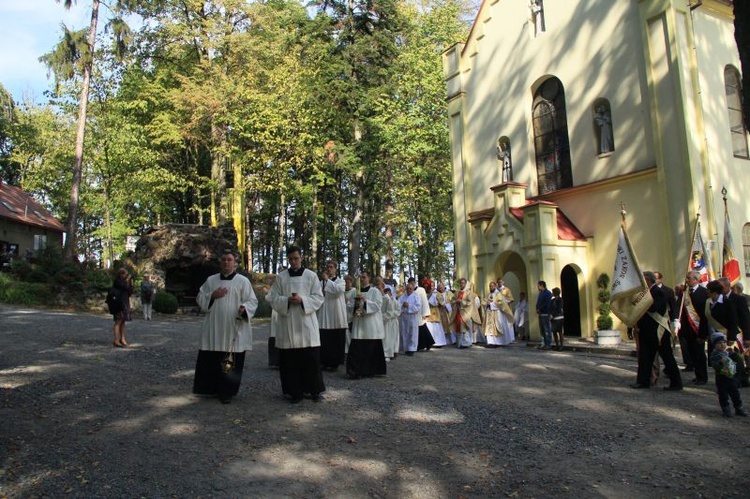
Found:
[509,203,587,241]
[0,181,64,232]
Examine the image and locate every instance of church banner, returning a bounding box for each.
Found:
[688,219,714,284]
[722,207,740,286]
[610,226,653,327]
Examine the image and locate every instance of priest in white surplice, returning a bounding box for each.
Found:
[317,260,348,371]
[347,272,387,378]
[398,282,422,355]
[268,246,325,403]
[193,250,258,405]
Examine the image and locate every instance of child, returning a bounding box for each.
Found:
[709,332,747,417]
[551,287,564,351]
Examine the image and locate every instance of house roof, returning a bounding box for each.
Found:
[509,204,587,241]
[0,181,65,232]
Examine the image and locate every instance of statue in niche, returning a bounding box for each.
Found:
[594,106,614,154]
[530,0,545,36]
[497,139,513,183]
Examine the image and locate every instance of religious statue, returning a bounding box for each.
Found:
[594,106,614,154]
[530,0,545,36]
[497,139,513,183]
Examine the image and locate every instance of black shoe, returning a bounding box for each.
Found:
[736,407,748,416]
[289,396,303,404]
[723,406,733,417]
[405,351,415,356]
[682,366,694,372]
[630,383,649,389]
[663,385,683,391]
[312,393,324,403]
[692,379,707,385]
[220,397,231,404]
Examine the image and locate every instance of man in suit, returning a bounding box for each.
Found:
[720,277,750,386]
[680,270,710,385]
[632,271,683,390]
[655,271,690,371]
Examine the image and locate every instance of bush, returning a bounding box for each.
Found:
[0,278,53,306]
[9,259,32,280]
[596,273,614,330]
[85,268,114,291]
[153,292,178,314]
[53,263,84,287]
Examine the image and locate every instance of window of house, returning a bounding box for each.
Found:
[725,65,749,159]
[743,223,750,276]
[33,235,47,251]
[593,98,615,156]
[532,77,572,194]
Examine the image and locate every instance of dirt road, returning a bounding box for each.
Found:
[1,304,748,498]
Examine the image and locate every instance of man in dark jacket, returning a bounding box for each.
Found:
[680,270,710,384]
[632,271,683,390]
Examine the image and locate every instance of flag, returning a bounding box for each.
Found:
[687,220,714,284]
[610,226,654,327]
[722,207,741,286]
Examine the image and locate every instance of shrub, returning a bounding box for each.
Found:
[0,279,53,306]
[153,292,178,314]
[53,263,84,287]
[9,259,32,280]
[596,273,614,330]
[85,268,114,291]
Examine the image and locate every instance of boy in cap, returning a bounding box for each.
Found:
[709,332,747,417]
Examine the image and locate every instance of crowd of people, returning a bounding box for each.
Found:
[630,269,750,417]
[106,245,750,416]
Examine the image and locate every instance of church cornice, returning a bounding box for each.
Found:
[529,166,657,203]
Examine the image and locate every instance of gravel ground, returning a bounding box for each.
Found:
[1,303,749,498]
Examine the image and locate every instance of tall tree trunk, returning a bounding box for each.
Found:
[736,1,750,129]
[64,0,99,262]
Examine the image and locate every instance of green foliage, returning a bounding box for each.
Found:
[0,274,54,306]
[153,292,178,314]
[85,268,113,290]
[596,273,614,330]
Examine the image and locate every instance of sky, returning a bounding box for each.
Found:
[0,0,91,104]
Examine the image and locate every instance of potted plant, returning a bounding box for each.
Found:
[595,273,620,345]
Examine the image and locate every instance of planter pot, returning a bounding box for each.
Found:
[595,329,622,346]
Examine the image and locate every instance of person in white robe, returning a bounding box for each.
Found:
[344,275,356,353]
[267,246,325,403]
[424,279,448,347]
[451,279,480,348]
[409,277,436,351]
[317,260,348,371]
[347,272,387,378]
[473,292,486,344]
[381,284,401,360]
[483,282,503,347]
[193,251,258,405]
[496,279,516,345]
[436,282,455,345]
[268,309,280,367]
[514,291,529,340]
[398,282,422,355]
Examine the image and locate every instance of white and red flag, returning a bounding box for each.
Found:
[722,206,741,286]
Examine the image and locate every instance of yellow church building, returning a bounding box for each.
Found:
[442,0,748,340]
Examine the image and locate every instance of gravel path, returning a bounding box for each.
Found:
[1,304,749,498]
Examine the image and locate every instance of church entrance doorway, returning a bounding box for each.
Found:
[561,265,581,337]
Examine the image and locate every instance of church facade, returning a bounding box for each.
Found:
[442,0,747,339]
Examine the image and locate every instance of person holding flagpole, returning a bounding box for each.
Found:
[631,271,683,390]
[680,270,710,385]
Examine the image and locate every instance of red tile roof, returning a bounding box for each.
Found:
[509,204,587,241]
[0,182,64,232]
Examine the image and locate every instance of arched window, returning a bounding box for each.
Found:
[497,136,512,183]
[725,66,749,159]
[532,77,572,194]
[743,223,750,276]
[592,98,614,155]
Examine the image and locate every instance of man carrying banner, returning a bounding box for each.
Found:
[680,270,710,385]
[631,271,683,390]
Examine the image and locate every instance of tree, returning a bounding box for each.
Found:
[41,0,134,261]
[0,83,19,184]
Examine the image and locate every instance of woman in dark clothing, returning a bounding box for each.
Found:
[112,268,134,347]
